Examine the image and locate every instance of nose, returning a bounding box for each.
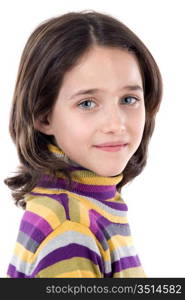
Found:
[100,104,126,134]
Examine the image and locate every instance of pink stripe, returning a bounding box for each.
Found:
[22,211,52,236]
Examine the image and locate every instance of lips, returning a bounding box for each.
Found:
[93,141,128,152]
[94,144,128,152]
[94,141,128,147]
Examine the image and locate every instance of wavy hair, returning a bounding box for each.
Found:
[4,10,163,208]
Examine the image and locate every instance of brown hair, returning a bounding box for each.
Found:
[4,10,163,209]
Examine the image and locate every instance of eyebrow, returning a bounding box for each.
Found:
[69,85,143,99]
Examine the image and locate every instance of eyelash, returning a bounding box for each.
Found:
[77,96,140,111]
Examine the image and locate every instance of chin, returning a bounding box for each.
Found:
[96,168,124,177]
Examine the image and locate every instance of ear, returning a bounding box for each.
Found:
[34,114,54,135]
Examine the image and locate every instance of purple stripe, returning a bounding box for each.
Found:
[88,211,108,250]
[23,211,52,236]
[112,255,141,273]
[89,210,99,234]
[59,193,70,220]
[7,264,27,278]
[31,243,104,277]
[71,185,116,201]
[96,214,127,227]
[37,175,118,201]
[20,220,46,244]
[39,175,115,191]
[93,230,108,251]
[100,200,128,210]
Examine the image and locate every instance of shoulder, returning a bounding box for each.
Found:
[25,193,68,231]
[21,191,101,253]
[7,193,104,278]
[8,218,103,278]
[33,220,104,278]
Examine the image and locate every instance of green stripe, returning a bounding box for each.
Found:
[68,196,81,223]
[29,196,66,223]
[36,257,102,278]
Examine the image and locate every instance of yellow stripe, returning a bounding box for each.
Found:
[80,203,90,227]
[54,270,99,278]
[48,144,65,155]
[70,170,123,186]
[14,242,34,263]
[31,187,56,194]
[108,235,133,252]
[113,266,147,278]
[27,202,61,230]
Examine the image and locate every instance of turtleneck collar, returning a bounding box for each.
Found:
[35,144,124,202]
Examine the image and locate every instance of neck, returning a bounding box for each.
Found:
[36,143,123,202]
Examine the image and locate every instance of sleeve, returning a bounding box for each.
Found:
[33,220,104,278]
[7,219,104,278]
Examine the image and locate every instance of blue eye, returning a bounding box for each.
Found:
[78,99,95,110]
[121,96,138,105]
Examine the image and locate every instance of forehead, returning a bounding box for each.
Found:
[61,46,143,94]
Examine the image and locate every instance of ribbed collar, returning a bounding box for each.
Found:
[35,144,124,202]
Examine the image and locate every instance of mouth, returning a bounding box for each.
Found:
[93,144,128,152]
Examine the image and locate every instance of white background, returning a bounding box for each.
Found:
[0,0,185,278]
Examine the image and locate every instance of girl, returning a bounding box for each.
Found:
[5,10,162,278]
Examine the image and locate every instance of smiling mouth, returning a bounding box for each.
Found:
[94,144,128,152]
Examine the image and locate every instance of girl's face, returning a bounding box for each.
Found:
[38,46,145,176]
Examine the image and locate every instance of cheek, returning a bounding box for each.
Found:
[58,114,92,144]
[131,109,145,140]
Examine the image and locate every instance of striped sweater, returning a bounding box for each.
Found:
[7,144,146,278]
